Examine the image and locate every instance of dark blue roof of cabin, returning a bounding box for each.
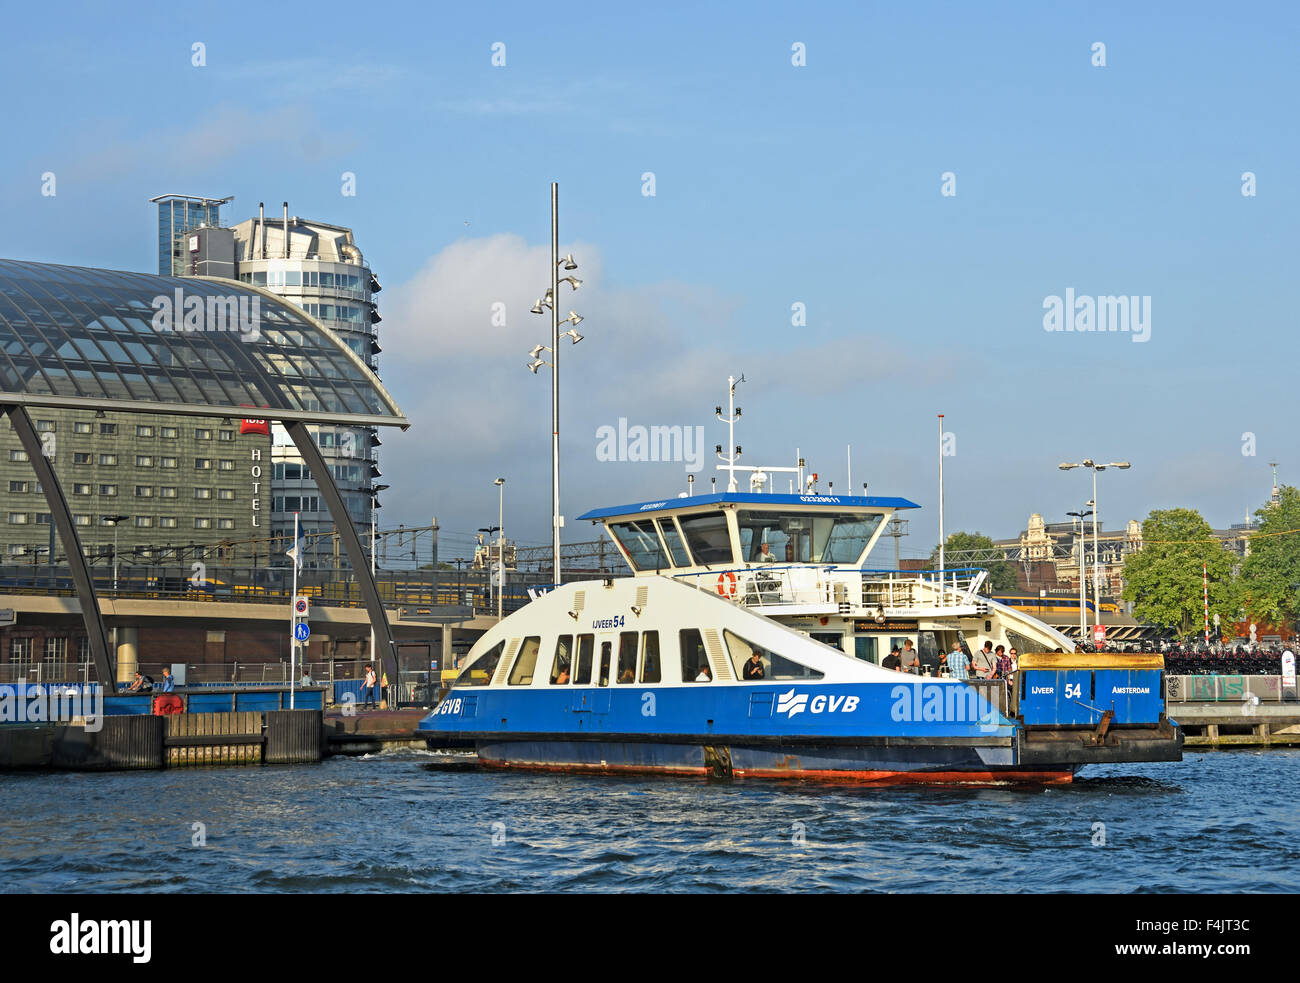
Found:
[577,492,921,522]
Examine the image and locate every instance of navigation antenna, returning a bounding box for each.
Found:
[715,374,744,492]
[884,515,910,570]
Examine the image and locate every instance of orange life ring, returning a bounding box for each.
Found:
[716,571,737,597]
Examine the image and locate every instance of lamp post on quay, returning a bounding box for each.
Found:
[527,182,585,586]
[1060,460,1131,640]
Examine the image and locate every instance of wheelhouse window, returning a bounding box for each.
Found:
[641,631,662,682]
[616,632,638,683]
[598,641,612,686]
[455,641,506,687]
[680,629,712,682]
[508,636,541,685]
[724,630,824,681]
[656,518,692,566]
[736,510,883,564]
[677,512,733,565]
[573,634,595,685]
[549,636,573,684]
[608,519,668,571]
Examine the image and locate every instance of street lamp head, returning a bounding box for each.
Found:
[1081,458,1096,468]
[527,359,545,374]
[1112,462,1132,469]
[563,329,583,344]
[559,276,582,291]
[529,300,545,315]
[1059,463,1076,470]
[529,344,546,358]
[494,478,505,486]
[558,253,578,271]
[565,311,583,326]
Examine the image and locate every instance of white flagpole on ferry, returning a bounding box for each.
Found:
[289,511,299,710]
[937,414,945,584]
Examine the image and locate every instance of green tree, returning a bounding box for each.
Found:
[1121,508,1237,635]
[1240,485,1300,631]
[929,531,1019,592]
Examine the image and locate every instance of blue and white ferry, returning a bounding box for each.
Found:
[418,486,1182,784]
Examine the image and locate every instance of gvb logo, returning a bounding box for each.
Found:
[776,689,859,718]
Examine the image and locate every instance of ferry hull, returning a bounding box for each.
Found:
[475,739,1078,785]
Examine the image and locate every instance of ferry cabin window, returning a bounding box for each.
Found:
[641,631,662,682]
[724,630,824,681]
[455,641,506,687]
[655,518,692,566]
[810,631,843,652]
[598,642,613,686]
[508,636,541,685]
[677,512,734,565]
[617,632,638,683]
[736,511,883,564]
[680,629,712,682]
[608,519,668,571]
[854,636,878,664]
[550,636,573,684]
[574,634,595,685]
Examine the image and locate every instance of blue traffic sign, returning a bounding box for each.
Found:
[294,623,311,642]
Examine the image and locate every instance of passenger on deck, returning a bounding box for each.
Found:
[695,664,712,682]
[882,648,902,671]
[158,667,175,693]
[994,645,1011,679]
[900,640,920,674]
[972,642,997,679]
[946,643,970,680]
[554,666,570,684]
[619,668,635,683]
[758,543,778,563]
[743,651,765,680]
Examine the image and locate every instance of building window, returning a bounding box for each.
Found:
[195,429,211,440]
[195,458,211,470]
[74,453,91,465]
[160,457,178,469]
[136,425,154,437]
[217,518,234,530]
[35,419,56,433]
[10,637,32,667]
[8,513,28,524]
[35,513,51,525]
[218,430,234,441]
[99,454,116,466]
[99,423,117,435]
[74,422,92,434]
[194,518,211,529]
[218,460,234,471]
[160,487,178,498]
[9,449,29,462]
[8,480,27,493]
[161,427,178,439]
[217,489,235,501]
[73,483,91,495]
[160,517,178,529]
[74,515,91,526]
[135,486,154,497]
[135,516,153,528]
[99,485,117,496]
[194,488,212,500]
[136,456,153,467]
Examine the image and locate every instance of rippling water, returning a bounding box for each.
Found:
[3,749,1297,893]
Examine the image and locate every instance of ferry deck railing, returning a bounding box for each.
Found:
[672,565,990,613]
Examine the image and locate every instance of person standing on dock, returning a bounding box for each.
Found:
[361,664,377,709]
[158,667,175,693]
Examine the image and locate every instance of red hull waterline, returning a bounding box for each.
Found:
[477,756,1075,786]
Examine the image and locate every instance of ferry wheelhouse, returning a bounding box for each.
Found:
[418,490,1182,783]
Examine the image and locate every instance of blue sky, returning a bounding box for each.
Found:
[0,1,1295,560]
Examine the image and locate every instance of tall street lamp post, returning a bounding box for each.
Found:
[528,182,585,585]
[102,515,129,592]
[494,478,505,620]
[1060,460,1131,641]
[1066,508,1093,646]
